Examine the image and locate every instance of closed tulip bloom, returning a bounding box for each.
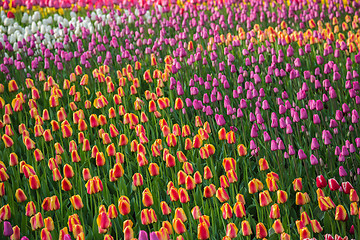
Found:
[328,178,340,191]
[61,178,72,191]
[193,135,203,149]
[185,175,196,190]
[335,205,348,221]
[179,188,190,203]
[269,204,281,219]
[63,164,74,179]
[3,221,13,237]
[221,203,233,219]
[133,173,143,187]
[280,232,291,240]
[174,208,187,222]
[160,201,171,215]
[259,191,272,207]
[96,152,106,167]
[293,178,303,191]
[226,223,238,238]
[82,168,91,181]
[0,183,5,198]
[318,196,332,211]
[204,166,213,180]
[30,212,44,230]
[123,226,134,240]
[203,186,214,198]
[350,202,358,215]
[197,222,210,240]
[44,217,54,231]
[248,179,258,194]
[29,175,41,190]
[97,212,111,233]
[191,206,202,220]
[266,177,278,192]
[310,219,323,233]
[183,162,193,174]
[256,223,267,239]
[216,187,230,202]
[227,170,238,183]
[162,221,173,235]
[173,218,186,235]
[295,192,306,206]
[237,144,247,156]
[2,134,14,148]
[241,220,252,236]
[316,175,327,188]
[259,158,269,171]
[15,188,27,202]
[11,225,20,239]
[70,195,84,210]
[272,219,284,234]
[142,188,154,207]
[165,154,176,168]
[113,163,124,178]
[220,175,230,188]
[349,189,359,202]
[118,197,131,216]
[138,230,148,240]
[233,202,246,218]
[300,211,310,225]
[41,228,52,240]
[25,201,36,217]
[299,227,310,240]
[223,158,236,171]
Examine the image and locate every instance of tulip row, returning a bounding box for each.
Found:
[1,0,360,239]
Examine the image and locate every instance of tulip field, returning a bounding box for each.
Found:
[1,0,360,239]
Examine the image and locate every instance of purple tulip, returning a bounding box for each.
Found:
[339,166,347,177]
[3,221,13,237]
[310,155,318,165]
[298,149,307,160]
[139,230,148,240]
[215,114,226,126]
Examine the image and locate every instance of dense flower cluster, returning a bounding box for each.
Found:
[1,0,360,239]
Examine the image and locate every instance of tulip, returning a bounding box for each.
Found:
[3,221,13,237]
[29,175,40,190]
[30,212,44,230]
[295,192,306,206]
[225,223,238,238]
[142,188,154,207]
[70,195,84,210]
[328,178,340,191]
[316,175,327,188]
[118,197,131,216]
[197,222,210,240]
[256,222,267,239]
[15,188,27,203]
[335,205,348,221]
[272,219,284,234]
[237,144,247,156]
[310,219,323,233]
[241,220,252,236]
[160,201,171,216]
[44,217,54,231]
[269,204,280,219]
[173,219,186,235]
